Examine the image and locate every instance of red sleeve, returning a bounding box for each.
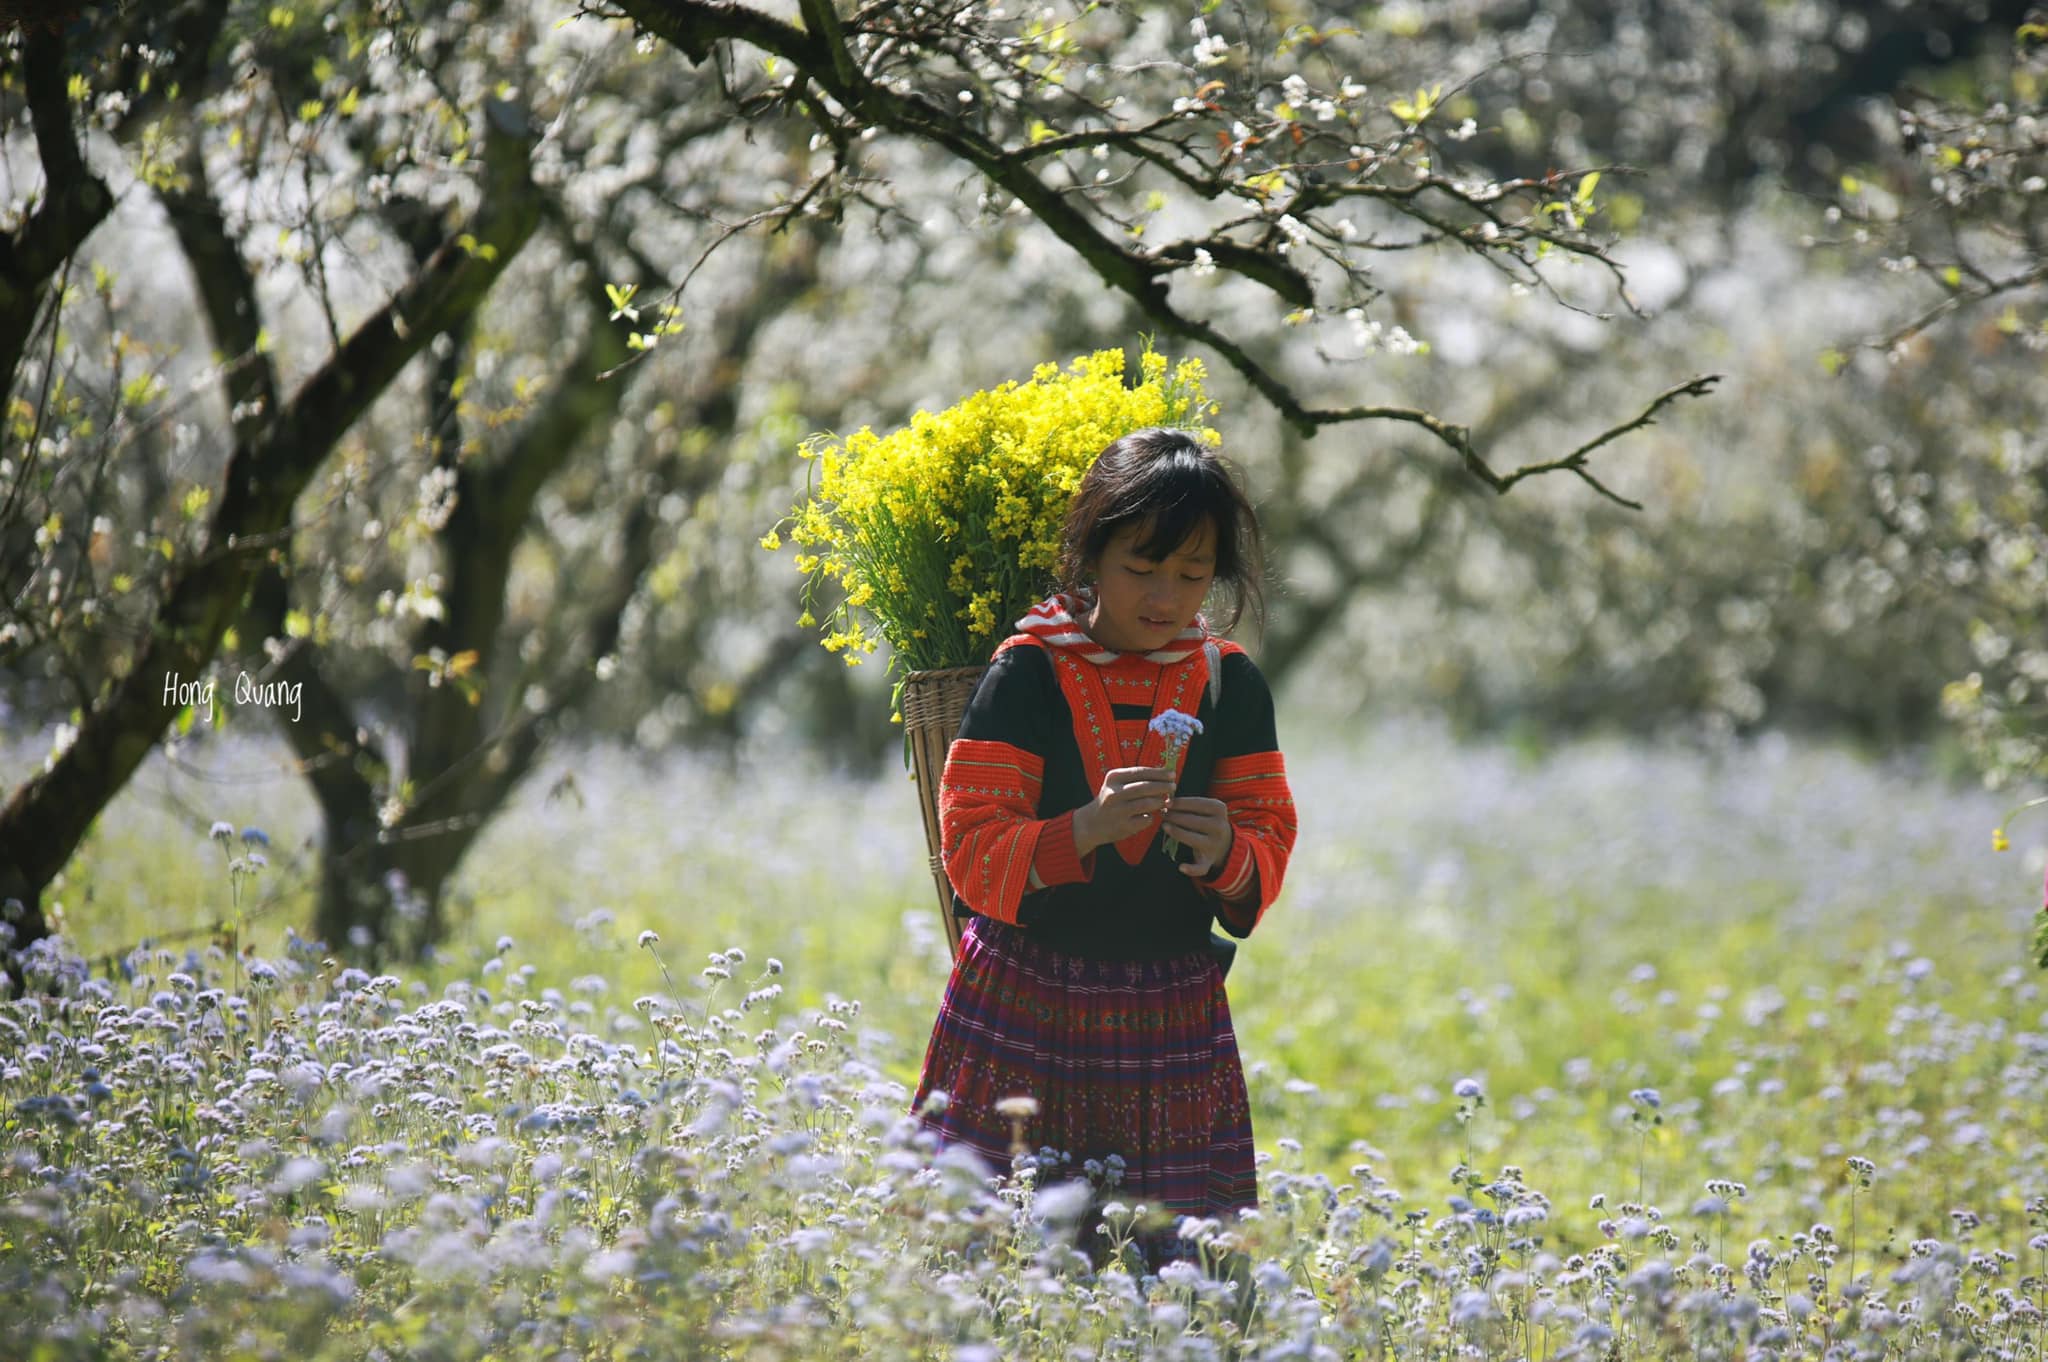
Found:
[1030,809,1096,888]
[940,738,1047,924]
[938,646,1095,923]
[1198,751,1296,934]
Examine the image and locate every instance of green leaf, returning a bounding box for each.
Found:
[285,609,312,639]
[1574,171,1600,205]
[1241,170,1285,200]
[1388,84,1439,124]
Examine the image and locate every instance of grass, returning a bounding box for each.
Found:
[4,718,2045,1358]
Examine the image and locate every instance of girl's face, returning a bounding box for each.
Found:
[1081,516,1217,653]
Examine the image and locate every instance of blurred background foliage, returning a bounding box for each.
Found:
[0,0,2043,964]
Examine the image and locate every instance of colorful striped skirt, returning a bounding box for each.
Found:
[909,916,1258,1262]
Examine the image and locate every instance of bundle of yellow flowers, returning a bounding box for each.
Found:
[763,344,1219,692]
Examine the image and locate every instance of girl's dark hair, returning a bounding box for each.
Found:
[1056,427,1266,634]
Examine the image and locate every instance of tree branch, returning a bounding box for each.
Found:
[157,139,280,446]
[1868,261,2048,353]
[408,210,636,788]
[607,0,1714,498]
[1492,374,1724,506]
[0,26,115,387]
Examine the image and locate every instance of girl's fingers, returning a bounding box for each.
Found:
[1163,813,1222,836]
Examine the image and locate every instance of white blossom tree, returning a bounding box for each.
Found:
[1814,17,2047,796]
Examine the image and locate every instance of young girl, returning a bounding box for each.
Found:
[909,426,1298,1270]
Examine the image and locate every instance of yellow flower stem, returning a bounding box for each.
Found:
[1995,796,2048,851]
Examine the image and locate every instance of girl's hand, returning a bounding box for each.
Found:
[1073,765,1177,855]
[1161,795,1233,877]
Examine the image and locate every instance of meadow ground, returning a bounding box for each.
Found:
[4,720,2045,1359]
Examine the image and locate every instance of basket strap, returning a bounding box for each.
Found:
[1206,638,1223,707]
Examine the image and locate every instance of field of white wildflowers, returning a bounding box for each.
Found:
[4,721,2045,1360]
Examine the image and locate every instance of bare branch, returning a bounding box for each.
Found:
[1491,374,1725,507]
[1867,261,2048,353]
[0,26,115,387]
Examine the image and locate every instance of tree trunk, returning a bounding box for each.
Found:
[0,862,40,998]
[300,229,825,960]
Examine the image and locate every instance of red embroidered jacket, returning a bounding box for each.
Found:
[937,627,1297,960]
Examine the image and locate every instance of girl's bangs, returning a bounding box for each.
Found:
[1125,460,1233,563]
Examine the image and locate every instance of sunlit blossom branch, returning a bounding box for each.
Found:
[600,0,1708,502]
[1146,237,1315,307]
[1009,114,1201,165]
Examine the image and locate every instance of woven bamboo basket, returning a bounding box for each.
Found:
[900,663,989,961]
